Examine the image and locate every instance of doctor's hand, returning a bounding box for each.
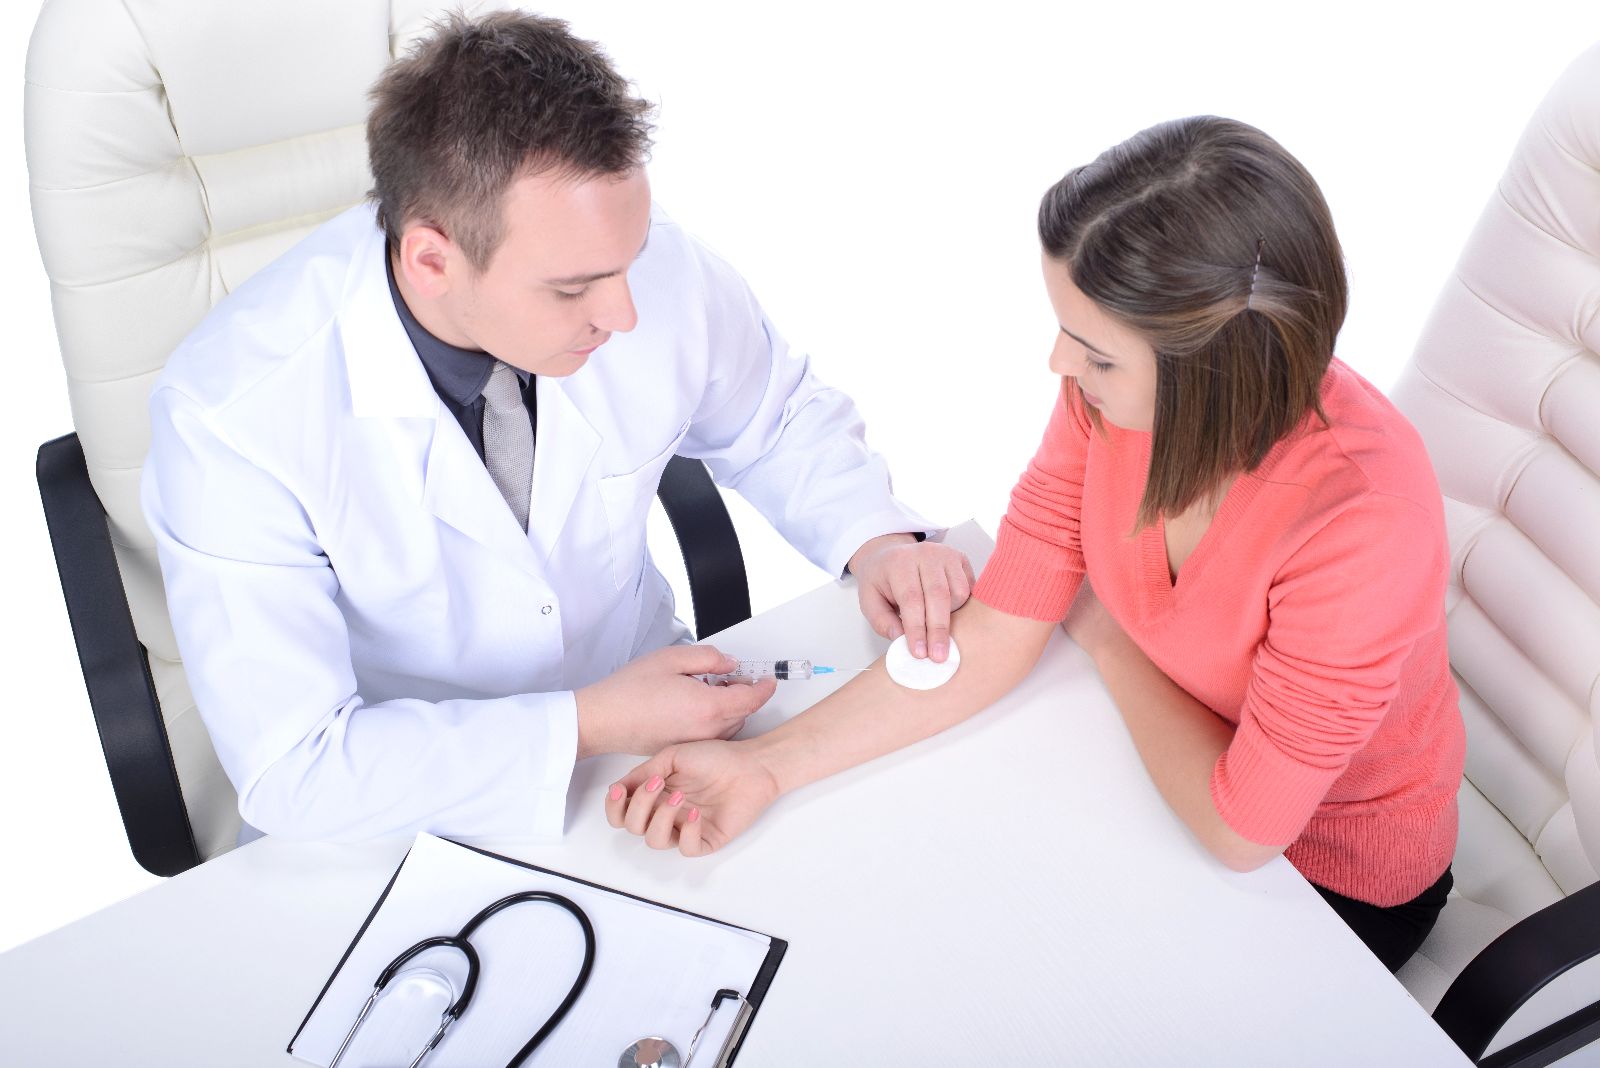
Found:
[574,646,777,760]
[848,534,975,664]
[604,739,781,857]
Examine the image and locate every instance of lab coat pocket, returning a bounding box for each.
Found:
[596,421,691,591]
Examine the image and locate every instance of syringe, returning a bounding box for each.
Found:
[694,659,846,684]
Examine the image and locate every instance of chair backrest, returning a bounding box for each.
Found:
[25,0,514,861]
[1389,42,1600,904]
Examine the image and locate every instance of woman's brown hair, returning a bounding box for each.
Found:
[1038,116,1348,529]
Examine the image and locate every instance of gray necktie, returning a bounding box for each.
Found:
[482,361,533,531]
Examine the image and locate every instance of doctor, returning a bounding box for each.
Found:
[140,11,970,842]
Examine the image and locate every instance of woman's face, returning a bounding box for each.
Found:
[1042,255,1159,432]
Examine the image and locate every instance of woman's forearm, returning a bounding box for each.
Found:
[1090,636,1283,871]
[753,598,1057,794]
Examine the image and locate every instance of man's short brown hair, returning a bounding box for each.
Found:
[367,11,655,270]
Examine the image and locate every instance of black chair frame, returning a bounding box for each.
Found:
[37,433,749,878]
[1433,878,1600,1067]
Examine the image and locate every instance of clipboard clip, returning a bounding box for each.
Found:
[685,988,753,1068]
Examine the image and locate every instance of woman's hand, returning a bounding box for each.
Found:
[603,739,782,857]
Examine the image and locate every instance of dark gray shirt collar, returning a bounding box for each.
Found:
[384,252,528,403]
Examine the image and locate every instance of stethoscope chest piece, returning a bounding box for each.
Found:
[619,1036,682,1068]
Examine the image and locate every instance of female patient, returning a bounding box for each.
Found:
[606,116,1467,971]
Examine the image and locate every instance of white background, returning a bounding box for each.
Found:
[2,2,1595,953]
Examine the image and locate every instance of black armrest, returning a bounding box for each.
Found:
[36,433,199,877]
[655,456,751,640]
[1434,878,1600,1066]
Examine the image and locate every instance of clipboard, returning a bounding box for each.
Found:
[287,833,786,1066]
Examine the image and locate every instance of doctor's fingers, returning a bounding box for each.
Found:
[651,643,739,677]
[892,562,958,663]
[706,676,777,721]
[915,562,956,664]
[858,582,905,642]
[644,790,692,849]
[894,573,930,661]
[922,557,973,663]
[947,553,975,608]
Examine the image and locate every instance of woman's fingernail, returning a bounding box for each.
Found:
[646,776,663,793]
[688,808,700,823]
[607,784,624,802]
[668,790,684,807]
[914,641,928,659]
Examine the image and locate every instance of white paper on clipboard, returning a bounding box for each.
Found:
[289,833,774,1066]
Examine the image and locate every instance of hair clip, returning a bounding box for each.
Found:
[1246,237,1266,311]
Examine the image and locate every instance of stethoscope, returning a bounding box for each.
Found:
[329,890,595,1068]
[328,890,749,1068]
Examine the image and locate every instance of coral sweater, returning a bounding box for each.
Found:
[973,359,1466,906]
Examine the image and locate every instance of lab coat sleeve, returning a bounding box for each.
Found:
[678,241,940,577]
[141,386,578,842]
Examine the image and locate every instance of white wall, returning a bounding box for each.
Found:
[3,1,1595,952]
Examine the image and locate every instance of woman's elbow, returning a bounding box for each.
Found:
[1212,835,1286,873]
[1204,816,1286,873]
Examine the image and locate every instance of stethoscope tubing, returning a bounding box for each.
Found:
[462,890,597,1067]
[330,888,597,1068]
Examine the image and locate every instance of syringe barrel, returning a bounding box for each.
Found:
[725,659,814,682]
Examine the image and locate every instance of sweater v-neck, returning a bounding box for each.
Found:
[1130,423,1300,616]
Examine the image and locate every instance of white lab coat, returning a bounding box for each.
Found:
[141,204,933,842]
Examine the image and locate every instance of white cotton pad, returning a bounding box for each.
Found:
[884,634,961,690]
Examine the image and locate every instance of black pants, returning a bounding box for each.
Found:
[1312,867,1454,973]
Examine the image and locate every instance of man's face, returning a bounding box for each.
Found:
[1042,255,1159,432]
[448,167,653,377]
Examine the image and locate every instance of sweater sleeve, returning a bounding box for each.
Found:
[973,385,1093,621]
[1210,491,1449,846]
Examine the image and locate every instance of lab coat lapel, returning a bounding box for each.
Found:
[527,376,601,566]
[339,221,542,576]
[421,413,544,573]
[339,224,436,421]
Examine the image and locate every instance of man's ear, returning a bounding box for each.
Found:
[395,223,459,299]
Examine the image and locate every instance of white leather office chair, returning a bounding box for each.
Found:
[26,0,750,877]
[1389,41,1600,1068]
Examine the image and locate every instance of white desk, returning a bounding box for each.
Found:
[0,523,1471,1065]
